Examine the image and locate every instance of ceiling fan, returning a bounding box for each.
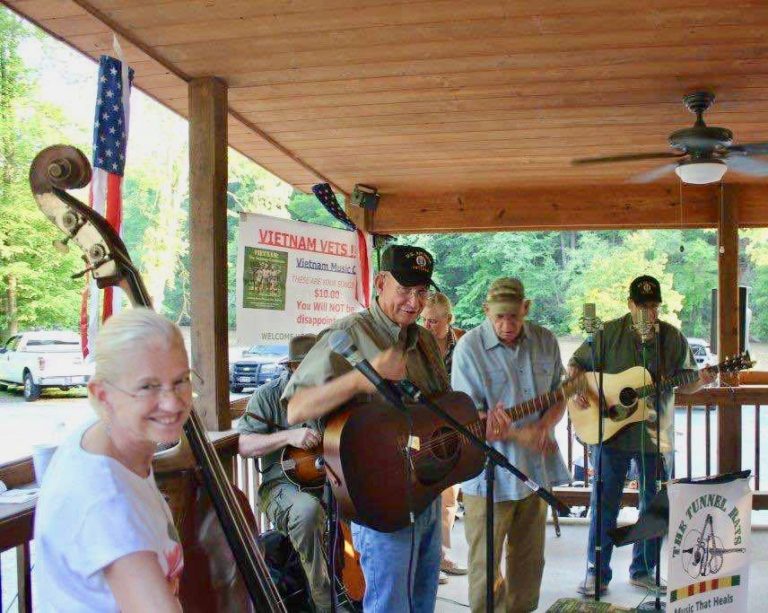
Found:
[572,91,768,184]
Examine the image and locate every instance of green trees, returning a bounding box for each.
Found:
[406,229,725,339]
[0,11,84,338]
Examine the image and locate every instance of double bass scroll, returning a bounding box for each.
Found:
[29,144,287,613]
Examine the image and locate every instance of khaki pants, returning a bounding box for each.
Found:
[441,484,460,555]
[260,481,332,611]
[464,493,547,613]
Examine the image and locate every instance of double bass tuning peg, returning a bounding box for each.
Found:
[52,211,84,254]
[47,159,72,180]
[53,236,71,254]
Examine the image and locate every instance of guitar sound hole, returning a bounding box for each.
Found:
[618,387,638,408]
[430,427,460,461]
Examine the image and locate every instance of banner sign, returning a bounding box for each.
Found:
[236,213,371,345]
[667,476,752,613]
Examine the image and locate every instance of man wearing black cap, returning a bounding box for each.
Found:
[569,276,715,597]
[282,245,450,613]
[237,334,341,613]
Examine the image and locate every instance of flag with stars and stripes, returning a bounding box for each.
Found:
[312,183,373,308]
[81,54,134,358]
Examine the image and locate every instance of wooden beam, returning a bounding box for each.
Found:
[345,203,375,234]
[718,185,741,473]
[189,77,230,431]
[370,184,768,233]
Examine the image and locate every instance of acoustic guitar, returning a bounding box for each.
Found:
[566,353,754,446]
[284,377,583,532]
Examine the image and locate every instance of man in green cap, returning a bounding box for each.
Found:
[452,276,570,612]
[237,334,339,612]
[283,244,450,613]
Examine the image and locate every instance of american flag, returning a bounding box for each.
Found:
[312,183,356,230]
[81,55,134,358]
[312,183,372,308]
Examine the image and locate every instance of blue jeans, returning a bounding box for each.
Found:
[586,446,667,584]
[351,499,441,613]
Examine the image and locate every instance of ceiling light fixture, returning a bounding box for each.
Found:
[675,159,727,185]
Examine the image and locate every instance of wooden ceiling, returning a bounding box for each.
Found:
[6,0,768,231]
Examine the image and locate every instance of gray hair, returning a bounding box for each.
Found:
[91,307,186,384]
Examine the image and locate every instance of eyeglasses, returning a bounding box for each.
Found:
[393,285,434,300]
[422,317,448,326]
[105,370,202,400]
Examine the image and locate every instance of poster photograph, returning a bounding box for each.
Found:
[242,246,289,310]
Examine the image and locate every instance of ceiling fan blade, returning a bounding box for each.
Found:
[572,151,684,165]
[727,156,768,176]
[726,142,768,156]
[627,163,678,184]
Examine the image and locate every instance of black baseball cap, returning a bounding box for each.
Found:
[380,245,435,288]
[629,275,662,305]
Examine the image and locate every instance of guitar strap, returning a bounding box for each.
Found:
[415,328,451,390]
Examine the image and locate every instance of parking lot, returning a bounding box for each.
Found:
[0,381,250,465]
[2,338,766,470]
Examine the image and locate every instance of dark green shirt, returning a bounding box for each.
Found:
[237,371,320,491]
[570,313,696,453]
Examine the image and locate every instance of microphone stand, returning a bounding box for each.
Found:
[583,317,607,603]
[398,382,571,613]
[638,323,666,611]
[325,477,338,613]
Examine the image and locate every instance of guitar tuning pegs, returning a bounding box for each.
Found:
[88,243,107,262]
[52,236,71,254]
[70,265,94,280]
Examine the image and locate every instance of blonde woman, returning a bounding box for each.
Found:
[421,292,468,581]
[35,308,192,612]
[421,292,465,375]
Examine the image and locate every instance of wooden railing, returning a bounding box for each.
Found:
[0,457,35,613]
[673,385,768,509]
[229,397,271,531]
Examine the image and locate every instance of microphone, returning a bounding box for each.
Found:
[579,303,601,334]
[633,307,654,343]
[327,329,406,409]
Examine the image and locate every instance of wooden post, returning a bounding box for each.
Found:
[717,184,741,473]
[17,542,31,612]
[188,77,230,431]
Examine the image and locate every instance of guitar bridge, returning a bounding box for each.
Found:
[406,435,421,451]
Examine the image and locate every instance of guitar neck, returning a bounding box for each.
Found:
[505,384,571,422]
[468,379,577,439]
[636,365,708,399]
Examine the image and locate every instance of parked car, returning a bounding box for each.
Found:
[229,344,288,393]
[0,331,93,401]
[688,337,717,368]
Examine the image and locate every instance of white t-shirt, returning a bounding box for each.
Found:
[34,420,184,612]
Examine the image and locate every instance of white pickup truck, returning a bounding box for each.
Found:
[0,331,93,401]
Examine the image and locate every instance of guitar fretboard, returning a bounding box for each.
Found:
[635,362,724,399]
[461,378,581,439]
